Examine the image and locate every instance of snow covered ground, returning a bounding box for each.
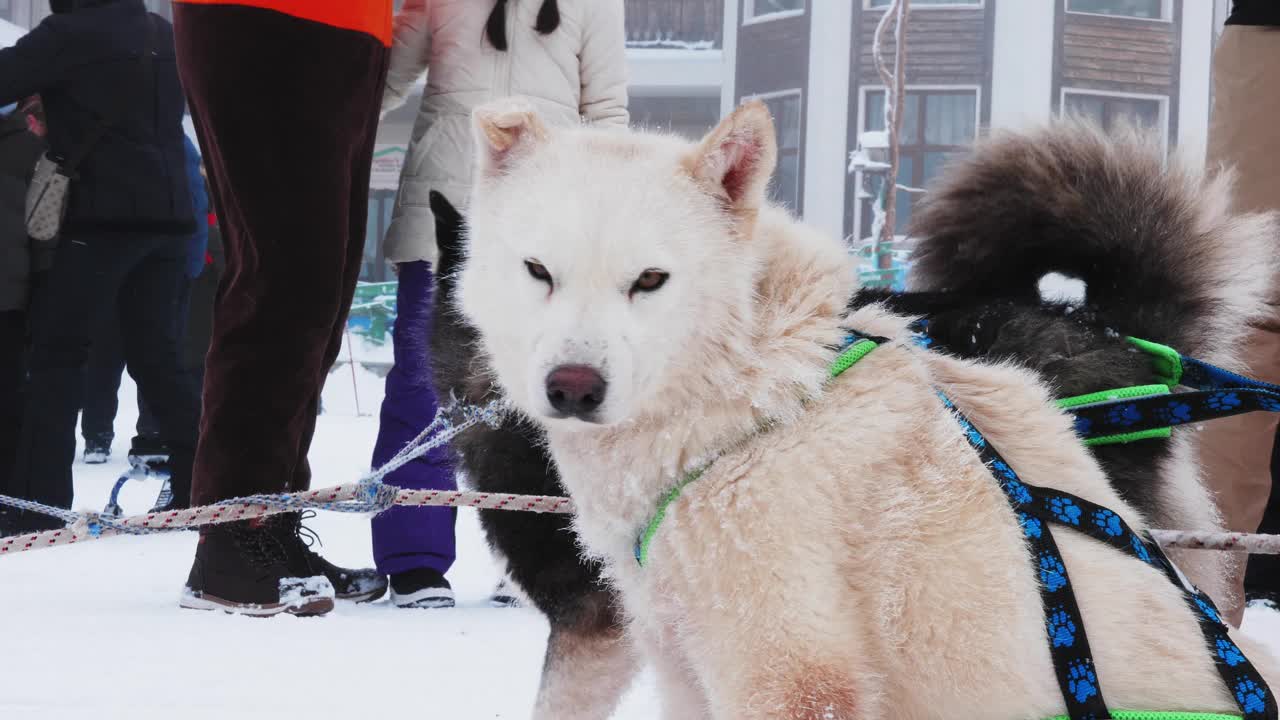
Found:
[1,371,1276,719]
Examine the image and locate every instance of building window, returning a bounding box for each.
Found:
[857,88,978,239]
[629,94,721,140]
[744,0,804,24]
[867,0,983,8]
[746,91,803,212]
[1062,91,1165,140]
[1066,0,1168,21]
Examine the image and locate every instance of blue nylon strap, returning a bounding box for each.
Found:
[938,391,1113,719]
[1067,349,1280,441]
[1181,355,1280,395]
[936,391,1278,720]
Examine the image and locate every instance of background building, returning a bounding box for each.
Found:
[2,0,1234,283]
[722,0,1227,255]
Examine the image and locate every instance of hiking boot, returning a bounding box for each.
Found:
[390,568,455,609]
[277,512,387,604]
[83,438,111,465]
[180,514,335,617]
[489,578,522,608]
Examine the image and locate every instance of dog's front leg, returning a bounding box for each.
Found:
[635,621,711,720]
[532,596,640,720]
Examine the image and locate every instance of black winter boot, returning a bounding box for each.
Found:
[277,512,388,603]
[180,514,335,617]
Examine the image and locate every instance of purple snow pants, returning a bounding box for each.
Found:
[370,261,456,576]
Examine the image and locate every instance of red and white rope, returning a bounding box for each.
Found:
[5,481,1277,558]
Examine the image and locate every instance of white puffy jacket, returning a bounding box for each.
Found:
[381,0,629,265]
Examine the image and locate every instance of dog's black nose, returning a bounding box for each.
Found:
[545,365,607,418]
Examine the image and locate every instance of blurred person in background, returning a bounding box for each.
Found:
[1199,0,1280,625]
[0,0,200,536]
[0,96,46,524]
[79,135,209,485]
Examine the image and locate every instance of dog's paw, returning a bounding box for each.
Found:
[1047,496,1082,526]
[1153,400,1192,425]
[1002,476,1033,506]
[1206,392,1242,412]
[1067,660,1099,704]
[1235,678,1268,714]
[1104,403,1142,428]
[1091,509,1123,538]
[1047,608,1077,648]
[1018,512,1042,539]
[1039,553,1067,592]
[1216,638,1247,668]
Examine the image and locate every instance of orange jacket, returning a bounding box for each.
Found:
[175,0,392,46]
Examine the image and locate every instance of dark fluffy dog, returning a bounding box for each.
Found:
[425,122,1273,715]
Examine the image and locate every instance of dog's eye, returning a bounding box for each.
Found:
[630,269,669,296]
[525,260,553,287]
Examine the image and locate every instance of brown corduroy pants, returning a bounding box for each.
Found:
[172,3,389,505]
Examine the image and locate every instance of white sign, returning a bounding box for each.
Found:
[370,145,407,190]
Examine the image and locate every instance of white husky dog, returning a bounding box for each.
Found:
[455,98,1278,719]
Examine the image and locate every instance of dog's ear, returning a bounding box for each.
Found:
[685,100,777,211]
[430,190,464,263]
[432,190,468,274]
[473,99,549,179]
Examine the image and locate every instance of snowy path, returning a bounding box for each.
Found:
[1,369,1275,719]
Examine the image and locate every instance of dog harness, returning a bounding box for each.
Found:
[635,332,1278,720]
[911,320,1280,449]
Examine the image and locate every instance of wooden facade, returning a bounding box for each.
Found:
[843,1,996,238]
[626,0,724,48]
[1053,0,1182,142]
[734,0,812,214]
[852,5,995,90]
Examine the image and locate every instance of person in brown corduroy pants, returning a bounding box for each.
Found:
[1200,0,1280,627]
[172,0,393,616]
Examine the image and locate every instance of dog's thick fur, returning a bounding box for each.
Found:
[452,100,1277,719]
[852,122,1278,615]
[426,195,636,720]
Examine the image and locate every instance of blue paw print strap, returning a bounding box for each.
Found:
[1020,484,1278,720]
[940,391,1278,720]
[1067,387,1280,441]
[937,393,1112,720]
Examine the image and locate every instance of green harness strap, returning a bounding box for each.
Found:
[633,337,882,568]
[1044,707,1244,712]
[1053,336,1186,447]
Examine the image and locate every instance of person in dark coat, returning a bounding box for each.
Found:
[0,0,201,535]
[0,101,46,517]
[79,135,209,466]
